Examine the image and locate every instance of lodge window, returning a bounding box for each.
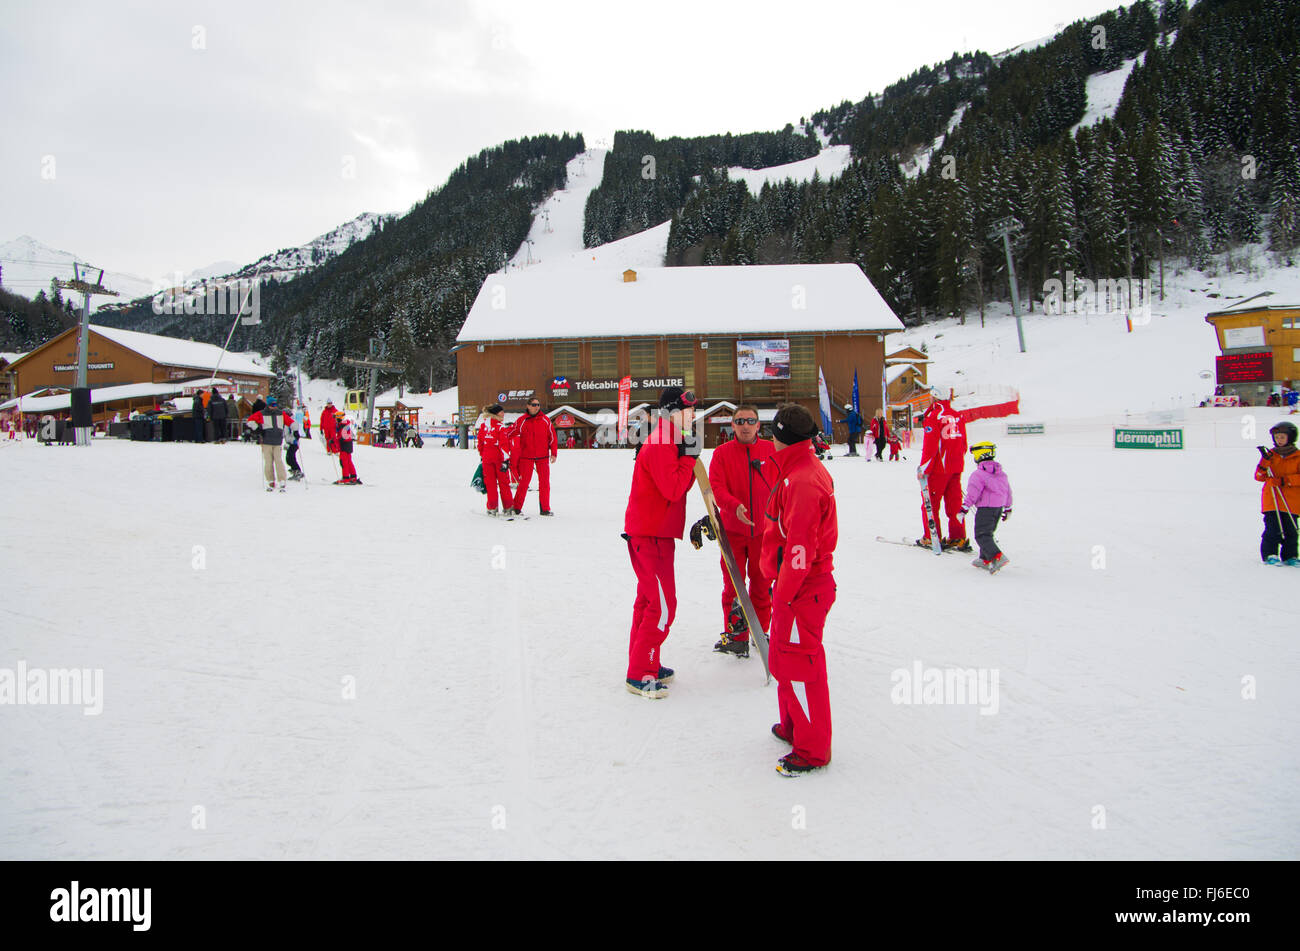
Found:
[553,342,579,378]
[706,338,733,398]
[629,340,656,376]
[789,336,815,392]
[667,339,695,389]
[590,341,618,378]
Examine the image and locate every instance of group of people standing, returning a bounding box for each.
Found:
[476,397,559,516]
[188,388,231,443]
[838,405,902,460]
[621,387,840,778]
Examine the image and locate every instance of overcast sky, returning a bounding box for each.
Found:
[2,0,1123,283]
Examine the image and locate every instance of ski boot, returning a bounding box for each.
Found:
[656,666,674,683]
[943,537,972,553]
[971,557,990,570]
[625,676,668,699]
[988,553,1010,573]
[1265,555,1282,565]
[776,752,826,777]
[1285,558,1300,566]
[266,482,275,492]
[771,723,792,745]
[713,600,750,657]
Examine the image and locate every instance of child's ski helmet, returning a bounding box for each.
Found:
[1270,421,1297,445]
[970,441,996,462]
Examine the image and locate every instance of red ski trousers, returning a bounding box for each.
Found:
[720,532,771,639]
[483,462,508,510]
[512,458,551,513]
[921,470,966,541]
[769,572,835,766]
[340,451,357,480]
[626,535,677,682]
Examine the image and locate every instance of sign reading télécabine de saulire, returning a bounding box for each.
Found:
[1113,427,1184,449]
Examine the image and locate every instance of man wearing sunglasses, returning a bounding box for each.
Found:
[622,386,700,698]
[695,404,773,658]
[507,397,558,516]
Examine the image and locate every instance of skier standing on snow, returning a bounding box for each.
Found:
[321,399,338,454]
[692,403,773,658]
[336,411,361,484]
[1256,420,1299,565]
[959,441,1012,572]
[510,396,559,516]
[837,403,863,457]
[284,411,305,482]
[245,396,294,491]
[762,404,838,776]
[917,394,970,551]
[869,408,890,460]
[622,386,700,698]
[476,404,513,515]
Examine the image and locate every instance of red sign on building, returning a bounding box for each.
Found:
[1216,352,1273,384]
[555,412,575,427]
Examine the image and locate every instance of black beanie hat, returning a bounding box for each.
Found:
[772,404,818,444]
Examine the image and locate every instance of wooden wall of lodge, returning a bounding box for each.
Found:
[457,333,892,421]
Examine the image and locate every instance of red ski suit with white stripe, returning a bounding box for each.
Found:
[510,410,558,513]
[623,416,697,682]
[917,398,969,541]
[321,404,338,454]
[477,418,512,510]
[761,440,838,767]
[708,437,775,635]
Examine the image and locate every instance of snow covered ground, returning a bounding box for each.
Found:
[1,419,1296,859]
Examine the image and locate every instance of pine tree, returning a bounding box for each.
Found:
[269,346,294,404]
[1230,178,1261,244]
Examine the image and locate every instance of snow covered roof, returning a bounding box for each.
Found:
[1,381,189,412]
[1,352,26,365]
[88,325,273,377]
[886,364,918,385]
[457,264,905,343]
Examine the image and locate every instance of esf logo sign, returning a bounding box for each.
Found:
[497,389,536,402]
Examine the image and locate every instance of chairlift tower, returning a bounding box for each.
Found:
[988,217,1026,353]
[54,262,119,445]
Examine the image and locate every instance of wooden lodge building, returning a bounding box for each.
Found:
[454,264,906,447]
[1,324,273,423]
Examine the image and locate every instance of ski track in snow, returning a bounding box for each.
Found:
[1,422,1297,859]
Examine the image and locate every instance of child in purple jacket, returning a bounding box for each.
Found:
[960,441,1012,572]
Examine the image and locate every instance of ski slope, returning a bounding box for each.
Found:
[0,420,1296,860]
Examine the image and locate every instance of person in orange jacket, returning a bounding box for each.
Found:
[761,404,838,776]
[1256,421,1300,565]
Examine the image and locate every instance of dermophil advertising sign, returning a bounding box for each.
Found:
[736,339,790,380]
[1113,427,1184,450]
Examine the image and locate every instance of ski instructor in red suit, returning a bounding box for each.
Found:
[701,402,774,657]
[510,397,558,516]
[623,386,699,699]
[762,403,838,776]
[917,393,971,551]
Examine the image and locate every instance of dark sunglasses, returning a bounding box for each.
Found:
[734,416,759,425]
[528,401,541,407]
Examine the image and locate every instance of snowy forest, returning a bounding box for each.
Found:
[89,0,1299,391]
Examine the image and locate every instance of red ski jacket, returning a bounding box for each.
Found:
[709,437,775,537]
[624,417,697,539]
[760,441,838,607]
[321,406,338,441]
[869,415,890,441]
[513,411,558,460]
[918,399,969,477]
[477,418,511,465]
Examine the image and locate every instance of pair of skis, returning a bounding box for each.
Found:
[873,469,946,555]
[692,458,771,684]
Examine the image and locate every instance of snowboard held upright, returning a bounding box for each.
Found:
[693,458,771,684]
